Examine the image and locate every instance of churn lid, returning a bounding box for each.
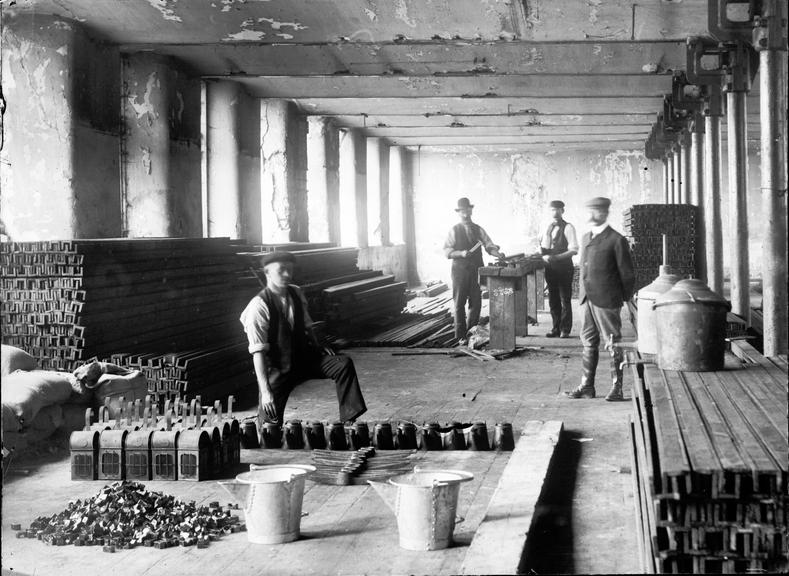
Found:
[653,278,731,309]
[638,266,683,300]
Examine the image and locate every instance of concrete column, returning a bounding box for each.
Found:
[307,117,341,244]
[663,158,671,204]
[726,90,750,321]
[260,99,308,243]
[681,138,692,204]
[673,146,683,204]
[691,129,707,282]
[338,129,368,247]
[123,54,174,237]
[204,80,241,238]
[759,48,788,356]
[668,154,676,203]
[704,114,724,295]
[1,13,122,239]
[389,146,406,245]
[367,137,390,246]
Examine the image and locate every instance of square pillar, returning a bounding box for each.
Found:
[260,99,308,243]
[339,129,368,247]
[307,117,340,244]
[367,137,390,246]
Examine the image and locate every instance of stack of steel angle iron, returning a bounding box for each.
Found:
[628,353,788,574]
[624,204,699,291]
[237,243,407,326]
[347,294,456,347]
[0,238,257,401]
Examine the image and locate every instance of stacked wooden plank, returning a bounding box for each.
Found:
[629,355,788,573]
[624,204,698,291]
[0,238,256,400]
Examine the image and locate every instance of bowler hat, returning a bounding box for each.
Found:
[455,197,474,211]
[549,200,565,209]
[584,196,611,210]
[260,251,296,267]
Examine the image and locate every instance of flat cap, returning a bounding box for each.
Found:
[549,200,565,209]
[260,251,296,267]
[584,196,611,210]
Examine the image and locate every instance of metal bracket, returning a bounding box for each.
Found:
[721,40,759,92]
[709,0,756,43]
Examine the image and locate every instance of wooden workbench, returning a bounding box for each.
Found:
[479,259,545,350]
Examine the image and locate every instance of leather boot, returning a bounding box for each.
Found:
[564,347,598,399]
[605,349,625,401]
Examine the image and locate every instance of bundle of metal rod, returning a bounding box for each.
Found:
[628,355,788,574]
[623,204,699,291]
[0,239,256,396]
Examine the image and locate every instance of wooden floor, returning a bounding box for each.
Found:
[2,305,641,575]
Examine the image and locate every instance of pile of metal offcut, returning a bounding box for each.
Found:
[11,481,244,551]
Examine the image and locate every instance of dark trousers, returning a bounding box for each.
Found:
[545,262,574,334]
[451,265,481,339]
[262,353,368,425]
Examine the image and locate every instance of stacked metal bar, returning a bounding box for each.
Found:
[322,276,408,325]
[1,238,256,400]
[623,204,699,291]
[629,357,788,573]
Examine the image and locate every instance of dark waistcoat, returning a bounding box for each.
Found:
[451,222,484,271]
[260,285,309,374]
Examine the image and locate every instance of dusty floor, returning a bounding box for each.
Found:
[2,301,639,575]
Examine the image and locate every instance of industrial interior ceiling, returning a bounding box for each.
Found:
[6,0,761,153]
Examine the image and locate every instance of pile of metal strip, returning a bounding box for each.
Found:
[628,355,788,574]
[310,447,417,485]
[0,238,256,401]
[347,294,456,347]
[624,204,698,291]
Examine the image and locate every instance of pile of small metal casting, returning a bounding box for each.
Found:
[11,480,244,551]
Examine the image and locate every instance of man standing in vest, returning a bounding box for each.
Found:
[240,251,367,429]
[540,200,579,338]
[444,197,505,343]
[565,196,635,401]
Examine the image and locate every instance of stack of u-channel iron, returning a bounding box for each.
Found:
[623,204,699,291]
[0,238,257,401]
[238,243,408,328]
[628,352,788,573]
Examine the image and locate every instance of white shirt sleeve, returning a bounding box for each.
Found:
[239,295,270,354]
[564,223,580,253]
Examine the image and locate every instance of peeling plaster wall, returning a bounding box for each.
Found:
[205,80,241,238]
[260,99,308,243]
[1,14,122,240]
[412,149,662,284]
[307,117,340,244]
[122,53,201,237]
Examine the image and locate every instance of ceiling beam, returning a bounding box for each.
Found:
[125,41,686,77]
[225,74,673,99]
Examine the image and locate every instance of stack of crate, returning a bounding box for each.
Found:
[623,204,698,291]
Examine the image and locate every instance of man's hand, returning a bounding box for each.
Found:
[460,250,469,258]
[542,254,553,264]
[258,389,278,422]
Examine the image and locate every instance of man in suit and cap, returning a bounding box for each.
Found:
[565,197,635,401]
[240,251,367,431]
[540,200,579,338]
[443,197,505,343]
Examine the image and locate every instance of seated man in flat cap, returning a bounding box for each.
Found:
[444,197,505,343]
[540,200,579,338]
[565,197,634,401]
[240,251,367,429]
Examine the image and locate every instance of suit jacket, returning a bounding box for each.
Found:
[578,226,635,308]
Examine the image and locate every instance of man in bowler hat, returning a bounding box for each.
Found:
[565,197,635,401]
[443,197,504,343]
[540,200,579,338]
[240,251,367,431]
